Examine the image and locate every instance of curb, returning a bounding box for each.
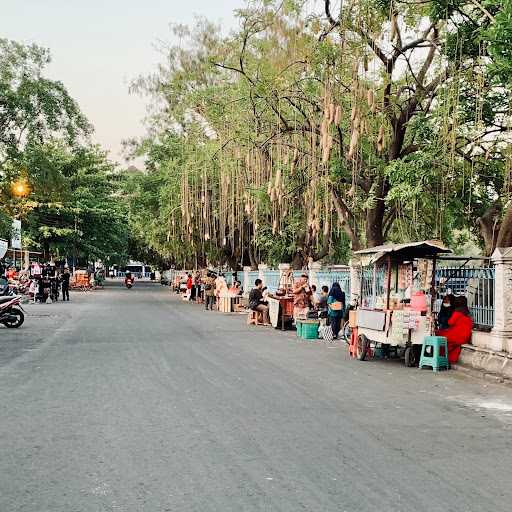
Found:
[452,363,512,387]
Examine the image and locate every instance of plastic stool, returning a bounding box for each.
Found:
[419,336,449,371]
[247,310,263,326]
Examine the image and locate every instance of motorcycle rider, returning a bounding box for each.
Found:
[124,271,135,288]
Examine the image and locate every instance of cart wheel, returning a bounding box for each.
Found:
[342,321,352,345]
[356,335,369,361]
[404,346,417,367]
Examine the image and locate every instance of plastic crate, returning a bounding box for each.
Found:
[301,321,320,340]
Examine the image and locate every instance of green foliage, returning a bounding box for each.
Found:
[20,144,130,264]
[487,0,512,85]
[0,38,129,265]
[0,38,90,165]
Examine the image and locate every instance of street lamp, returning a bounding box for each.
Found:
[11,179,29,198]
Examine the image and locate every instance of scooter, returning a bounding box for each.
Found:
[0,295,25,328]
[125,276,135,289]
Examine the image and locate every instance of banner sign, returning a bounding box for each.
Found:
[11,219,21,249]
[0,239,7,259]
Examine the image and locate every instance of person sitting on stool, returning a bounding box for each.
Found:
[248,279,270,325]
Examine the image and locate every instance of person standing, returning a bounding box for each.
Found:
[316,285,329,314]
[292,274,312,320]
[327,282,345,339]
[203,272,216,310]
[61,268,70,301]
[186,274,193,300]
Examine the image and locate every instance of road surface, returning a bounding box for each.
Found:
[1,281,512,512]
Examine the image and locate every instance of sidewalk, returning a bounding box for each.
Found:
[456,344,512,385]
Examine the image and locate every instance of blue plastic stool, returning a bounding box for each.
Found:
[419,336,449,372]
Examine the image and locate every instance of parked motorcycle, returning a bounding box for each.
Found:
[0,296,25,328]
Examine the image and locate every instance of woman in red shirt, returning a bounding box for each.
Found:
[437,296,473,363]
[186,274,193,300]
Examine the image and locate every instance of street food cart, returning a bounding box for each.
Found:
[350,241,451,366]
[267,269,295,330]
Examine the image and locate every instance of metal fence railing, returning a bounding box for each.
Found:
[359,265,387,308]
[316,270,351,299]
[436,266,495,329]
[262,270,280,292]
[246,271,259,293]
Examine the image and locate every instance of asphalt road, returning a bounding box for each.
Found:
[1,281,512,512]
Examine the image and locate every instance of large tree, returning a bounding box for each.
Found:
[127,0,511,268]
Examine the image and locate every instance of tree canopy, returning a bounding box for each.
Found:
[125,0,511,269]
[0,38,130,265]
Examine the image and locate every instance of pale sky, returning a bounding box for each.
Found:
[1,0,244,163]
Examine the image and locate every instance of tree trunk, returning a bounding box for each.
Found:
[496,205,512,249]
[365,199,385,247]
[291,252,305,270]
[248,244,258,270]
[478,201,501,255]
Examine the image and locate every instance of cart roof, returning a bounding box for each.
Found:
[354,240,451,265]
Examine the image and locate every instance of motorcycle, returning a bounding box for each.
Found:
[0,295,25,328]
[125,275,135,289]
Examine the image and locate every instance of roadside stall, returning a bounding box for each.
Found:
[350,241,451,366]
[71,270,91,290]
[267,269,295,330]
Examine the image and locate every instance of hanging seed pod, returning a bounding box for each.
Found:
[275,168,281,189]
[351,106,357,122]
[323,220,330,237]
[348,129,360,160]
[377,125,385,152]
[272,219,278,234]
[367,89,375,109]
[267,181,272,196]
[321,117,329,138]
[353,115,361,131]
[204,232,210,241]
[363,54,368,72]
[334,105,342,126]
[329,103,335,124]
[322,135,333,164]
[290,148,298,174]
[362,118,369,135]
[270,187,277,202]
[348,184,356,197]
[390,14,398,41]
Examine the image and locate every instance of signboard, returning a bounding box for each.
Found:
[357,309,387,331]
[11,219,21,249]
[0,239,7,259]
